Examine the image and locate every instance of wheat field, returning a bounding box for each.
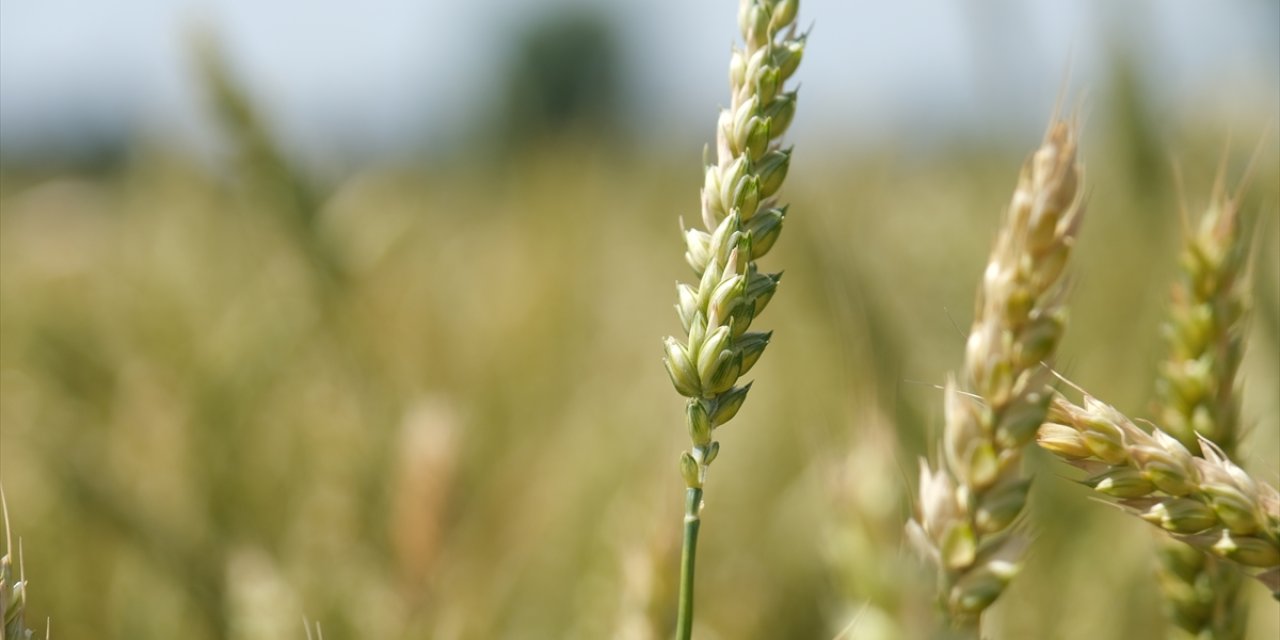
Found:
[1,3,1279,638]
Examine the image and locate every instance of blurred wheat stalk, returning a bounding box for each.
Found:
[660,0,802,637]
[908,118,1084,634]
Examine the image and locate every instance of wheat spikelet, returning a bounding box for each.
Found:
[907,119,1084,630]
[1038,391,1280,598]
[1152,183,1251,637]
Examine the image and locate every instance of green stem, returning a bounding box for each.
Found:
[676,486,703,640]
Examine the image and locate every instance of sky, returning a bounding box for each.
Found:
[0,0,1277,159]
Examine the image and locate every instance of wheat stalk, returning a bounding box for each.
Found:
[1152,183,1251,637]
[1038,390,1280,598]
[661,1,803,637]
[907,118,1084,631]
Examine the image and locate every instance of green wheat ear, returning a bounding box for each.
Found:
[1153,182,1252,637]
[1156,187,1248,456]
[660,1,803,638]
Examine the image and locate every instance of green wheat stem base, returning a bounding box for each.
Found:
[676,487,703,640]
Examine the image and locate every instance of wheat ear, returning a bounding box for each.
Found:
[661,1,803,637]
[1153,183,1251,636]
[907,119,1084,631]
[1157,183,1248,455]
[1038,391,1280,598]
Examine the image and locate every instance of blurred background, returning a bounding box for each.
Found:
[1,0,1277,638]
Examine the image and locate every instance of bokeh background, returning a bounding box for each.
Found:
[1,1,1278,638]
